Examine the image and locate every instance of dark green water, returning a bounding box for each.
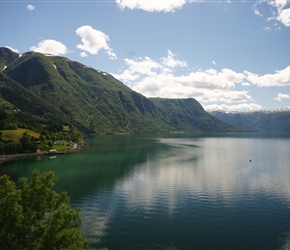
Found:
[2,133,290,250]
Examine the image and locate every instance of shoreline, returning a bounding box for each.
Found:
[0,147,83,165]
[0,153,40,165]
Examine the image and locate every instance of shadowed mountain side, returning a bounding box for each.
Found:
[150,98,241,133]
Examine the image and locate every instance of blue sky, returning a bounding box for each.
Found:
[1,0,290,111]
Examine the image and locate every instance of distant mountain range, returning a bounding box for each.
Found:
[0,47,241,135]
[209,109,290,132]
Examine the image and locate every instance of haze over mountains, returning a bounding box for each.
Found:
[209,109,290,132]
[0,47,240,135]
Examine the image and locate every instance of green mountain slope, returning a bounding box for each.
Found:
[150,98,240,133]
[0,47,19,71]
[0,47,239,134]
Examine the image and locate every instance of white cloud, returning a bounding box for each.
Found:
[258,0,290,27]
[113,51,290,110]
[30,39,68,55]
[27,5,35,11]
[204,103,263,112]
[134,77,252,103]
[114,51,187,84]
[274,93,290,101]
[263,26,272,31]
[245,66,290,87]
[115,0,188,12]
[113,51,251,104]
[268,0,288,11]
[240,82,251,86]
[123,57,161,78]
[5,46,19,53]
[175,68,245,90]
[277,7,290,26]
[76,25,117,60]
[212,60,216,65]
[80,52,88,57]
[161,50,187,71]
[254,9,263,17]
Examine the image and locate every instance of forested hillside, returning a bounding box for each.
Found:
[0,47,239,136]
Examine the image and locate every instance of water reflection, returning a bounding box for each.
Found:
[73,135,290,249]
[115,136,290,205]
[3,134,290,249]
[2,135,162,199]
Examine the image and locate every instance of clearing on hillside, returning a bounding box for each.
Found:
[1,128,40,141]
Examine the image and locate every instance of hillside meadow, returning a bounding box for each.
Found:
[1,128,40,142]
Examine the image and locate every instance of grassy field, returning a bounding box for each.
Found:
[63,125,70,131]
[1,128,40,142]
[52,145,73,151]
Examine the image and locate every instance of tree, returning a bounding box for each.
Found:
[0,169,90,250]
[47,140,53,148]
[39,134,46,144]
[19,132,31,152]
[19,133,37,153]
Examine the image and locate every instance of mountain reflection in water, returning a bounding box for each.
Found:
[4,133,290,250]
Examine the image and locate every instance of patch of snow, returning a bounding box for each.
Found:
[102,72,107,76]
[2,65,7,71]
[52,63,57,69]
[19,54,22,57]
[209,108,290,115]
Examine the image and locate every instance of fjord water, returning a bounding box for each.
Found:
[3,133,290,249]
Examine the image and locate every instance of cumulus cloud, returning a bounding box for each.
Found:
[274,93,290,101]
[80,52,88,57]
[113,50,290,110]
[27,5,35,11]
[30,39,68,55]
[113,51,252,104]
[269,0,290,27]
[115,0,188,12]
[161,50,187,71]
[277,7,290,26]
[5,46,19,53]
[245,66,290,87]
[134,77,252,103]
[76,25,117,60]
[114,50,187,84]
[204,103,263,112]
[255,0,290,27]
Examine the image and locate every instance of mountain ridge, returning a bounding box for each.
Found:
[0,47,240,135]
[209,109,290,132]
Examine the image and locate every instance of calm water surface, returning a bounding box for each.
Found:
[2,133,290,250]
